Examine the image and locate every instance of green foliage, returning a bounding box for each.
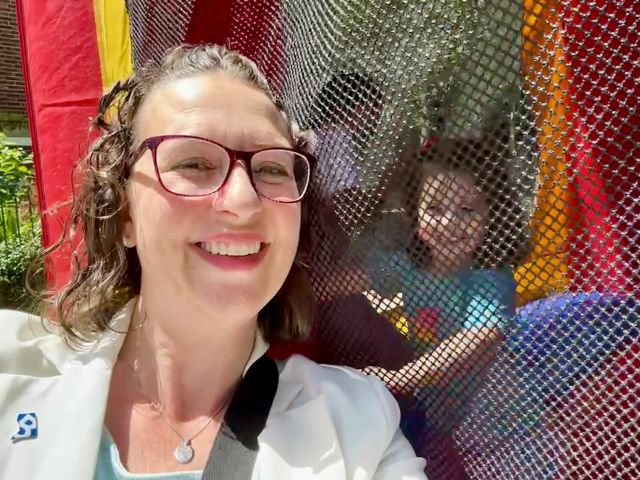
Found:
[0,227,43,311]
[0,133,40,310]
[0,133,34,203]
[0,203,38,242]
[0,204,20,240]
[0,205,42,312]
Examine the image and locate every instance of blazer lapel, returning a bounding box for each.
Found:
[256,374,347,480]
[0,304,133,480]
[1,346,114,480]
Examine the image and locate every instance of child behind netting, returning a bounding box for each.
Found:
[364,131,528,478]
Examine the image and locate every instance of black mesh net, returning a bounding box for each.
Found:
[125,1,640,478]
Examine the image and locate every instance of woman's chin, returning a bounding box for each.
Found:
[188,281,273,316]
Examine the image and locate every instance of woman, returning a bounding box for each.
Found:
[0,45,426,479]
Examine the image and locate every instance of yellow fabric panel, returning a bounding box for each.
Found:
[93,0,133,89]
[516,0,570,306]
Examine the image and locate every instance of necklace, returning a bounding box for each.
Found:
[121,357,230,464]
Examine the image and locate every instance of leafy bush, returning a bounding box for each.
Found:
[0,133,42,310]
[0,226,43,311]
[0,202,38,242]
[0,133,34,203]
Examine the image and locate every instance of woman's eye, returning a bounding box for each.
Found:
[174,158,215,170]
[254,163,290,177]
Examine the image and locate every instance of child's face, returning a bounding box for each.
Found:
[417,170,488,270]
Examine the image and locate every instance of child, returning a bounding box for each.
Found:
[365,131,527,479]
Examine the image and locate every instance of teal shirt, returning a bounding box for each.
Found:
[368,250,515,346]
[94,430,202,480]
[367,249,516,431]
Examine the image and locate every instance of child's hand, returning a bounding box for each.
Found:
[363,360,436,395]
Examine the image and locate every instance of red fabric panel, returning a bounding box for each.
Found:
[184,0,233,45]
[184,0,284,86]
[229,0,284,86]
[15,0,102,288]
[561,0,640,293]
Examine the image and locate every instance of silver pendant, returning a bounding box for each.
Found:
[174,439,194,464]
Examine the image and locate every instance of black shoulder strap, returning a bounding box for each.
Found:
[201,354,280,480]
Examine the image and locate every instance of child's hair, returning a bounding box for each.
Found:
[406,130,529,270]
[307,72,383,130]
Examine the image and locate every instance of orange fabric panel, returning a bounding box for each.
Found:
[516,0,570,305]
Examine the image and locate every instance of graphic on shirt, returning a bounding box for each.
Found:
[413,307,442,348]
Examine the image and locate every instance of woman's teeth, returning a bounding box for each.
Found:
[199,241,261,256]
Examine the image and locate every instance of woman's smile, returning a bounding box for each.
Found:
[198,241,262,256]
[191,240,269,271]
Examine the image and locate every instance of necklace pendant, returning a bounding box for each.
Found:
[174,439,194,464]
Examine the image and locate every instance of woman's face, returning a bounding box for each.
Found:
[122,72,301,321]
[417,170,487,271]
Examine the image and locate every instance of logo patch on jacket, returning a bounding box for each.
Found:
[11,412,38,442]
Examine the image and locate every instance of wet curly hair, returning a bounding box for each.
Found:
[40,44,316,348]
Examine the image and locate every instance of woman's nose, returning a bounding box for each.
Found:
[215,163,263,219]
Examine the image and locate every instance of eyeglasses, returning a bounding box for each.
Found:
[133,135,314,203]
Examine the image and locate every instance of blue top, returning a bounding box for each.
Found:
[94,430,201,480]
[368,250,515,346]
[366,249,516,431]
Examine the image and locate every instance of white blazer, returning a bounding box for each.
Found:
[0,305,427,480]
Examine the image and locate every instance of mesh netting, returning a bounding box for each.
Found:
[125,1,639,478]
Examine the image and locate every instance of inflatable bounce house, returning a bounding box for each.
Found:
[15,0,639,478]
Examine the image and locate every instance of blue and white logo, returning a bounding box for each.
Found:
[11,412,38,442]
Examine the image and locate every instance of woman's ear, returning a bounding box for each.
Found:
[121,201,137,248]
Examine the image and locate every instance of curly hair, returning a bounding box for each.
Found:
[40,44,316,348]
